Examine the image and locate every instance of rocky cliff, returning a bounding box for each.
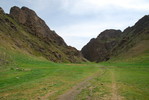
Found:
[0,6,85,63]
[81,29,122,62]
[81,15,149,62]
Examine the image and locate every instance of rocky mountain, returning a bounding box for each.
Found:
[81,29,122,62]
[0,6,85,63]
[81,15,149,62]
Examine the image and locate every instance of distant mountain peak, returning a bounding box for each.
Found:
[0,6,86,63]
[81,15,149,62]
[97,29,122,40]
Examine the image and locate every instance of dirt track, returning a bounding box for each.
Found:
[41,67,124,100]
[57,74,93,100]
[58,66,106,100]
[111,71,123,100]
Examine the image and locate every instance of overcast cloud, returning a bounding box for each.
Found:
[0,0,149,50]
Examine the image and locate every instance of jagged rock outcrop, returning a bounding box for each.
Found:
[81,29,122,62]
[0,6,85,63]
[10,6,66,46]
[111,15,149,56]
[81,15,149,62]
[0,7,4,14]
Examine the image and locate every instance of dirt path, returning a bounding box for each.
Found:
[57,75,92,100]
[40,91,56,100]
[110,71,123,100]
[58,67,106,100]
[40,66,123,100]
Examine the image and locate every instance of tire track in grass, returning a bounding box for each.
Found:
[57,66,106,100]
[110,70,123,100]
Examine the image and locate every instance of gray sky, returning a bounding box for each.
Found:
[0,0,149,50]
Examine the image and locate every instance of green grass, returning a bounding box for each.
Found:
[1,54,149,100]
[0,8,149,100]
[0,43,149,100]
[114,66,149,100]
[76,49,149,100]
[99,50,149,100]
[0,48,100,100]
[76,67,111,100]
[76,64,149,100]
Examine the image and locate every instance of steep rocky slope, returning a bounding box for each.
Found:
[81,15,149,62]
[81,29,122,62]
[0,6,85,63]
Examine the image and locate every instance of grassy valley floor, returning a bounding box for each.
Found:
[0,52,100,99]
[0,48,149,100]
[76,65,149,100]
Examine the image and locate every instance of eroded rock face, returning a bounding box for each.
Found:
[0,7,4,14]
[97,29,122,40]
[111,15,149,56]
[10,6,66,46]
[10,6,27,24]
[0,6,85,63]
[81,15,149,62]
[81,29,122,62]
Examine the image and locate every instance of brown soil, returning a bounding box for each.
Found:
[38,91,56,100]
[110,71,123,100]
[39,67,124,100]
[101,70,124,100]
[57,66,106,100]
[57,74,96,100]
